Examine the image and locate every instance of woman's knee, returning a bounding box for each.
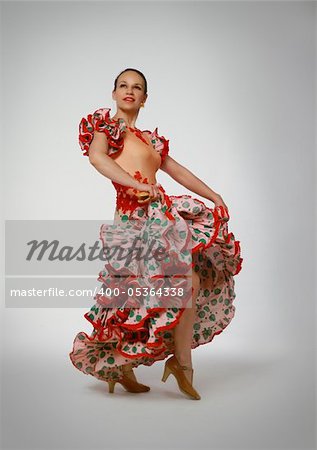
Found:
[183,269,200,309]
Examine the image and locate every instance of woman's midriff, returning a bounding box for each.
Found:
[111,130,162,216]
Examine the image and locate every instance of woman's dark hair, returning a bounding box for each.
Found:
[113,68,148,94]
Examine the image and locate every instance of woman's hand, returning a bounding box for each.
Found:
[213,194,228,210]
[134,182,162,204]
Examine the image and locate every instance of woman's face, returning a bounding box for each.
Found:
[112,71,147,111]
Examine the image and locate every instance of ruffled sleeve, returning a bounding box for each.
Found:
[144,127,170,166]
[78,107,127,158]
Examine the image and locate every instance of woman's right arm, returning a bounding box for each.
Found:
[88,131,161,200]
[88,131,140,188]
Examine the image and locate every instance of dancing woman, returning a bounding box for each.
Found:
[69,67,243,400]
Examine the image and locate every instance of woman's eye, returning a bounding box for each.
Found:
[120,84,141,89]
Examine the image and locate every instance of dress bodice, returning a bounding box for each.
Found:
[78,107,170,216]
[114,127,161,178]
[79,107,169,163]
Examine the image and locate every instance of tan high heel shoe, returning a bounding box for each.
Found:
[107,363,151,394]
[161,355,201,400]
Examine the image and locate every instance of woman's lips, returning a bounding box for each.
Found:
[123,98,135,102]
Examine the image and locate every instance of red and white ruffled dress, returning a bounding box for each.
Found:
[69,107,243,382]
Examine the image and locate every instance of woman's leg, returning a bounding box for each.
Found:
[173,269,201,382]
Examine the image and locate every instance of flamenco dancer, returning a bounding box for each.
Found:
[69,68,243,400]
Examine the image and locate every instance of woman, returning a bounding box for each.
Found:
[69,67,243,400]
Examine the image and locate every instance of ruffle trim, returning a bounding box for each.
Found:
[78,107,126,158]
[142,127,170,165]
[78,107,169,164]
[77,199,243,356]
[81,305,186,359]
[167,195,243,276]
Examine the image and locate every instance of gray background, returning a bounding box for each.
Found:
[1,1,316,450]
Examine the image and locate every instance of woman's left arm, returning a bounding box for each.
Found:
[160,155,226,207]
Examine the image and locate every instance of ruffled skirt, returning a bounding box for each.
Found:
[69,185,243,382]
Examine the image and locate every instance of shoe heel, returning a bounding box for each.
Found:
[108,380,116,393]
[161,364,172,382]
